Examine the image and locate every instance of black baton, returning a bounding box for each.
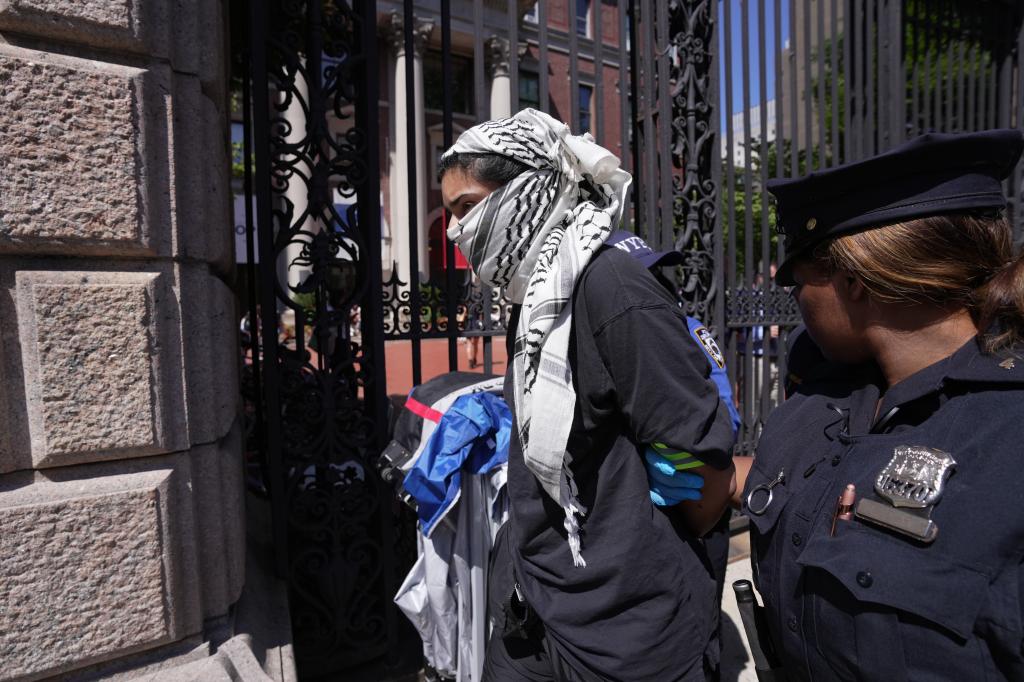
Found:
[732,579,783,681]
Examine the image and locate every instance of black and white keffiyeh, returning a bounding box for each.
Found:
[443,109,632,567]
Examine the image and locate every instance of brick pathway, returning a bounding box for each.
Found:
[385,337,508,397]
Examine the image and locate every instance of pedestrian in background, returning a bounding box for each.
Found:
[734,129,1024,680]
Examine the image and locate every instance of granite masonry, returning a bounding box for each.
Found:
[0,1,292,679]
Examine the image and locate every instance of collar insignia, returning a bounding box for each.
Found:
[875,445,957,509]
[1000,358,1015,370]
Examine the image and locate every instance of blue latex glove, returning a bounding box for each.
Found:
[644,446,704,506]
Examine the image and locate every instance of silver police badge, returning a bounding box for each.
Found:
[875,446,957,509]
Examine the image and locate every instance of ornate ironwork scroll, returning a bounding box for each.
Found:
[247,0,400,676]
[381,264,514,339]
[668,0,719,329]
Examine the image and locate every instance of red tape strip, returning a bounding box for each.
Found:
[405,396,443,423]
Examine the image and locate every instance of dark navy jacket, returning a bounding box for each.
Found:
[743,332,1024,681]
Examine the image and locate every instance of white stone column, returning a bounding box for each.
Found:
[280,59,317,295]
[386,12,434,285]
[486,36,513,119]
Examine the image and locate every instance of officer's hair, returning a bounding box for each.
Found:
[437,152,531,186]
[816,213,1024,353]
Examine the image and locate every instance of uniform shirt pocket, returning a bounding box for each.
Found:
[798,522,990,680]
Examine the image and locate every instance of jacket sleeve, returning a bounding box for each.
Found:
[593,303,737,470]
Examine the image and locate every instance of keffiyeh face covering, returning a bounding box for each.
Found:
[442,109,632,567]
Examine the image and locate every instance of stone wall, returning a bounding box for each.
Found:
[0,1,265,679]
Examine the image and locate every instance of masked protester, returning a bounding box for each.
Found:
[440,109,736,681]
[733,129,1024,680]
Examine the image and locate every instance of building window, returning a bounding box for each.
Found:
[576,0,591,37]
[424,52,474,115]
[578,84,593,132]
[519,72,541,110]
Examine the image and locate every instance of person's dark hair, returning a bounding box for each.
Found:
[811,212,1024,352]
[437,151,531,186]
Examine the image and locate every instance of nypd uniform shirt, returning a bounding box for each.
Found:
[501,246,736,681]
[743,331,1024,681]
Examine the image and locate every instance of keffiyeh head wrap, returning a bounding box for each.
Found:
[442,109,632,567]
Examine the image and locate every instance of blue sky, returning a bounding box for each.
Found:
[718,0,791,131]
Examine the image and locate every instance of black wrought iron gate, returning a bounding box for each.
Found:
[233,0,1024,678]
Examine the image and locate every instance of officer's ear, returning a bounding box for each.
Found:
[833,268,867,303]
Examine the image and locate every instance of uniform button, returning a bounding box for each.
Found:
[791,532,802,546]
[856,571,873,588]
[787,617,799,632]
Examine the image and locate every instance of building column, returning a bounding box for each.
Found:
[486,36,513,119]
[386,12,434,285]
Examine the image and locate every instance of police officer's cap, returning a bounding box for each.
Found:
[770,128,1024,286]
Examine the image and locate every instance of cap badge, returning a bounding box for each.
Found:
[805,217,817,231]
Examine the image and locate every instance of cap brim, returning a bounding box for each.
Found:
[642,250,685,268]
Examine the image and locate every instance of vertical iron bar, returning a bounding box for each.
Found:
[775,0,785,183]
[877,0,888,148]
[443,0,458,371]
[967,29,977,132]
[593,0,605,144]
[758,0,770,414]
[802,0,812,164]
[890,0,902,144]
[241,16,264,496]
[723,0,737,290]
[629,0,643,232]
[509,0,520,112]
[569,0,580,132]
[356,0,391,658]
[722,0,738,395]
[741,0,753,286]
[1015,14,1024,243]
[998,15,1012,129]
[790,0,799,175]
[403,0,423,386]
[642,0,657,243]
[539,0,550,114]
[829,0,839,163]
[656,0,672,253]
[473,0,493,374]
[923,0,932,132]
[249,0,288,578]
[944,1,953,133]
[842,0,852,162]
[865,0,875,154]
[619,0,632,224]
[816,0,826,164]
[474,0,485,120]
[909,0,918,137]
[853,0,864,159]
[710,0,725,347]
[742,0,755,440]
[956,21,966,132]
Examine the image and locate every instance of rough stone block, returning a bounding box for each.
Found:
[171,74,234,274]
[0,0,169,56]
[220,421,247,606]
[189,424,244,621]
[4,267,188,471]
[0,459,200,681]
[180,264,239,446]
[171,0,228,109]
[0,45,172,257]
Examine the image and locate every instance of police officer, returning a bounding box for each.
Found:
[734,129,1024,680]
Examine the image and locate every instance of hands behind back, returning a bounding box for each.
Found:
[644,445,704,506]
